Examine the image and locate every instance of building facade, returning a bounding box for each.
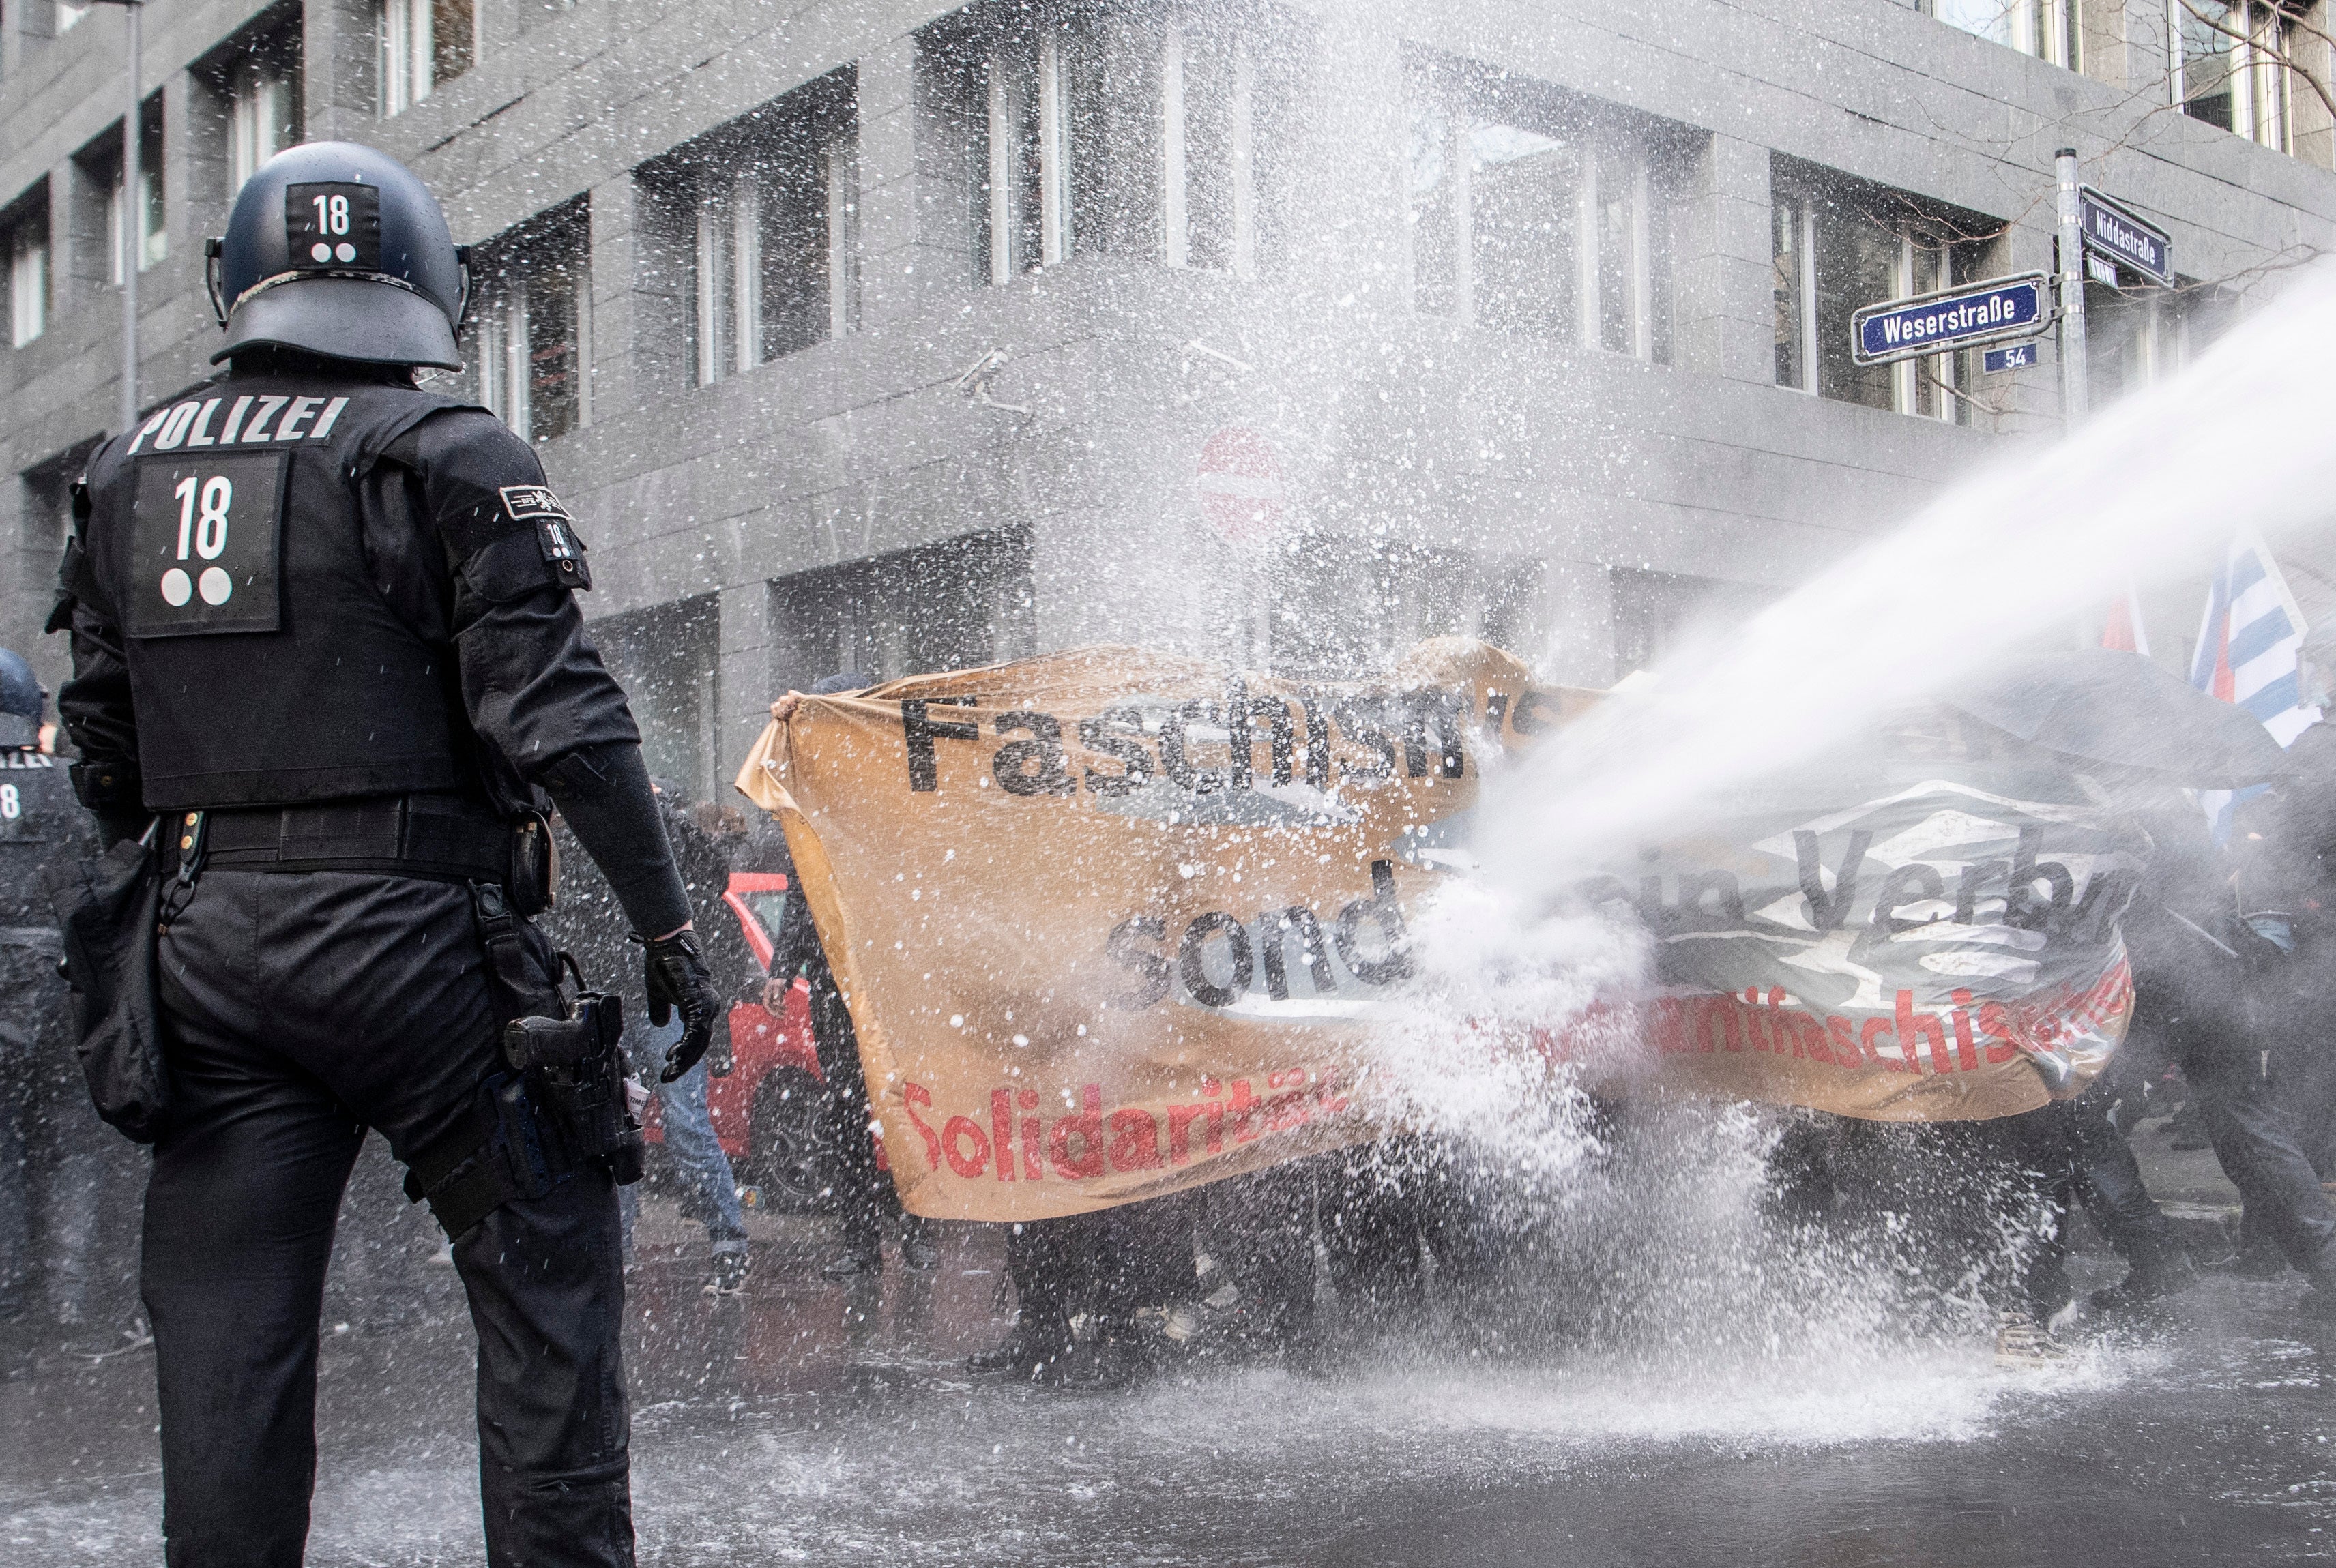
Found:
[5,0,2335,800]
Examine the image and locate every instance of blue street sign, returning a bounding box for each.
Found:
[1983,342,2040,374]
[2077,187,2174,287]
[1850,271,2052,367]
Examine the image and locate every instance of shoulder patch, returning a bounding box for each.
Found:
[501,486,590,589]
[500,484,571,522]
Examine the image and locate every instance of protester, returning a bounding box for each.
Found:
[2118,787,2336,1312]
[544,784,761,1295]
[2236,718,2336,1176]
[765,675,940,1279]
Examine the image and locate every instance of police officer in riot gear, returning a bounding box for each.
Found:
[53,143,725,1565]
[0,648,93,1322]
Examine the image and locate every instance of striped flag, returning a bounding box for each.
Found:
[2189,532,2320,840]
[2102,582,2150,655]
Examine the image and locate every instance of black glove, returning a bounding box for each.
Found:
[644,929,723,1083]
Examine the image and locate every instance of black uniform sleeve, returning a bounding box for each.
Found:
[53,481,148,846]
[379,410,690,938]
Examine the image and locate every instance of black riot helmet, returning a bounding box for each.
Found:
[205,142,471,370]
[0,649,43,749]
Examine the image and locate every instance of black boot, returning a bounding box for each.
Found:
[1039,1320,1143,1390]
[968,1311,1073,1376]
[2086,1250,2200,1321]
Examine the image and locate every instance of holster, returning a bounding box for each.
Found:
[504,992,645,1186]
[42,823,168,1143]
[471,881,643,1185]
[405,883,646,1239]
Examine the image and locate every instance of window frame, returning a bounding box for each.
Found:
[463,200,592,444]
[1923,0,2082,71]
[8,209,50,349]
[2172,0,2294,152]
[1405,57,1683,364]
[1771,166,1998,422]
[660,74,859,389]
[380,0,477,117]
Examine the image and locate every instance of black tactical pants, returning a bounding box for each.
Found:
[143,870,632,1568]
[2058,1080,2185,1270]
[2120,978,2336,1278]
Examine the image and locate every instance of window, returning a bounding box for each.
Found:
[464,201,590,443]
[1772,169,1994,421]
[229,50,303,190]
[1925,0,2080,70]
[55,2,88,32]
[1269,539,1544,679]
[1408,63,1680,362]
[941,10,1104,285]
[1163,13,1255,274]
[768,530,1036,694]
[8,209,47,348]
[2175,1,2292,151]
[651,73,858,389]
[380,0,474,116]
[923,5,1289,286]
[2088,280,2230,404]
[1611,569,1778,678]
[106,102,166,282]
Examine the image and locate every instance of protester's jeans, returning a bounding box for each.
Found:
[622,1016,746,1256]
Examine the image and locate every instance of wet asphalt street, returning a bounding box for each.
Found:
[5,1166,2336,1568]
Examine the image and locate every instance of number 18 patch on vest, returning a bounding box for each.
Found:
[125,451,290,638]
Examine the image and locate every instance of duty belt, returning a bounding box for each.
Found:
[184,795,511,883]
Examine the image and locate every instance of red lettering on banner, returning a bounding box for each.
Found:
[943,1115,991,1177]
[991,1089,1017,1181]
[904,1082,945,1170]
[1948,990,1980,1071]
[1109,1108,1163,1170]
[1897,990,1948,1074]
[1049,1084,1107,1179]
[1168,1100,1223,1164]
[1697,996,1740,1052]
[1976,1000,2018,1063]
[1228,1078,1260,1143]
[1019,1088,1044,1181]
[1862,1016,1899,1070]
[1827,1015,1860,1068]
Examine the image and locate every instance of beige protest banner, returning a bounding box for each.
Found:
[735,640,2131,1222]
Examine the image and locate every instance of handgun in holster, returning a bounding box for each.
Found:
[503,990,645,1187]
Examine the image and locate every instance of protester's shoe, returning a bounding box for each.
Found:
[1040,1332,1143,1391]
[968,1314,1072,1375]
[705,1249,751,1297]
[1994,1307,2072,1369]
[2216,1243,2290,1280]
[901,1222,941,1271]
[2086,1252,2201,1321]
[821,1247,881,1281]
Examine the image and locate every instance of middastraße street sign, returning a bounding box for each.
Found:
[1850,271,2052,368]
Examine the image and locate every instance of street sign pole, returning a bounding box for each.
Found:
[2055,147,2087,430]
[93,0,142,435]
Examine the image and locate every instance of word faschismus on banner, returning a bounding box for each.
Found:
[2077,186,2174,288]
[1851,273,2052,367]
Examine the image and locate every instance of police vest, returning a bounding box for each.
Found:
[75,375,483,812]
[0,746,84,925]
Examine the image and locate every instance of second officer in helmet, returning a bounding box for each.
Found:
[53,143,725,1566]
